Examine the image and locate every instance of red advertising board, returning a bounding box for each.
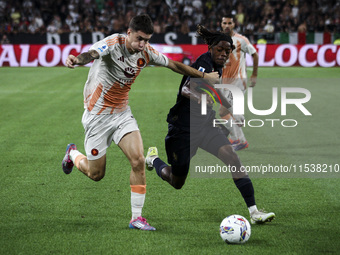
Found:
[0,44,339,67]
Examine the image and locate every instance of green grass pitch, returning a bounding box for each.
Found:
[0,66,339,254]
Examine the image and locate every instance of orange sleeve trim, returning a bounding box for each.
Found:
[75,155,87,169]
[235,33,251,45]
[130,185,146,194]
[143,50,150,64]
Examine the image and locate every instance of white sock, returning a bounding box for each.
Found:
[131,192,145,220]
[69,150,82,163]
[224,118,238,141]
[248,205,258,215]
[234,125,246,143]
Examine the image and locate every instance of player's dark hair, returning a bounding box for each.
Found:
[223,13,235,20]
[196,24,234,49]
[129,14,154,34]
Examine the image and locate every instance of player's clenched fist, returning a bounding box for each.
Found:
[66,55,79,69]
[205,71,220,84]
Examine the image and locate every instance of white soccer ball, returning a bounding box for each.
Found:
[219,214,251,244]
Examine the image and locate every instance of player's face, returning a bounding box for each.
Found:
[126,29,152,53]
[210,41,232,67]
[221,17,235,35]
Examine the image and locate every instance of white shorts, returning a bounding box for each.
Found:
[81,106,139,160]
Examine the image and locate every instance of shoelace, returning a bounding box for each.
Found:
[138,217,150,225]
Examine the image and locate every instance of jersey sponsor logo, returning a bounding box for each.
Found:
[91,148,99,156]
[118,56,125,62]
[137,58,146,68]
[124,67,136,78]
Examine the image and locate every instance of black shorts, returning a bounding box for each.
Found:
[165,124,230,176]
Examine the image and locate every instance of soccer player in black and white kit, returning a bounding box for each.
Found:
[145,25,275,224]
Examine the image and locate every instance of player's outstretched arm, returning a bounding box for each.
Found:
[167,59,219,84]
[66,50,100,69]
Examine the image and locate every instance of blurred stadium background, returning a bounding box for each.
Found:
[1,0,340,67]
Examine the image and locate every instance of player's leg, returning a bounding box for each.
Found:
[62,110,113,180]
[119,131,146,186]
[218,88,248,151]
[161,167,188,189]
[219,105,239,144]
[118,130,155,231]
[145,125,191,189]
[146,147,188,189]
[77,154,106,181]
[62,143,106,181]
[200,128,275,224]
[217,145,275,223]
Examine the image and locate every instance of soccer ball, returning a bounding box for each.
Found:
[219,214,251,244]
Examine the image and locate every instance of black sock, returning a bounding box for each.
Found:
[153,158,168,180]
[234,177,256,207]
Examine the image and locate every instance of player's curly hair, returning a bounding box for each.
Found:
[196,24,234,50]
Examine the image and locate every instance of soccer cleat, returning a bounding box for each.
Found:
[250,209,275,224]
[129,216,156,231]
[62,143,77,174]
[229,138,240,145]
[233,141,249,151]
[145,147,158,171]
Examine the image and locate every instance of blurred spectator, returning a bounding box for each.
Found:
[18,17,29,32]
[1,0,340,37]
[236,3,245,29]
[153,19,163,33]
[264,20,275,33]
[180,18,190,34]
[69,22,80,33]
[28,20,39,34]
[10,7,21,25]
[192,0,202,9]
[34,13,45,32]
[298,21,307,33]
[1,34,10,44]
[0,0,6,23]
[47,21,59,34]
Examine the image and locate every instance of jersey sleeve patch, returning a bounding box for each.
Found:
[90,38,110,57]
[198,66,206,72]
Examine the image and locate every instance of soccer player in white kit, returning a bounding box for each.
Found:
[219,14,259,151]
[62,14,219,230]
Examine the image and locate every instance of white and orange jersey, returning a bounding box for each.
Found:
[83,33,169,115]
[222,32,256,91]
